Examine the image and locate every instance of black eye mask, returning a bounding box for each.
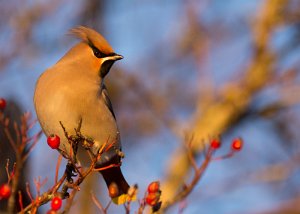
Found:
[89,44,119,78]
[92,46,107,58]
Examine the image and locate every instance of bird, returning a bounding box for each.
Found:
[34,26,129,204]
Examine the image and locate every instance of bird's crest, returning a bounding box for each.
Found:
[69,26,114,55]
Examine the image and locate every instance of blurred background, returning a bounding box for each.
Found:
[1,0,300,213]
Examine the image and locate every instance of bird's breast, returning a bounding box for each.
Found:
[34,72,120,157]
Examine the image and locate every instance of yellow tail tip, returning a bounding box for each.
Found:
[111,186,138,205]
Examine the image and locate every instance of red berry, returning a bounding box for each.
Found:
[0,183,11,199]
[210,139,221,149]
[47,134,60,149]
[51,196,62,211]
[145,192,159,206]
[0,98,6,109]
[232,138,243,151]
[147,181,160,193]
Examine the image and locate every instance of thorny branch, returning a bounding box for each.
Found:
[18,119,120,214]
[0,111,41,213]
[1,104,242,214]
[1,106,127,213]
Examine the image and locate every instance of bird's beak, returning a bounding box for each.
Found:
[113,54,123,61]
[99,53,123,78]
[104,53,123,62]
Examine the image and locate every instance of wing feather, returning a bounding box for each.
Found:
[101,85,116,119]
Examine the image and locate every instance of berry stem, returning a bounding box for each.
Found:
[211,151,234,161]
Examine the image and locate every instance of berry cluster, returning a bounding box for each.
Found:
[210,137,243,151]
[209,137,244,161]
[145,181,162,211]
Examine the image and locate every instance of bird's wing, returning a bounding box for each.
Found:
[101,85,116,119]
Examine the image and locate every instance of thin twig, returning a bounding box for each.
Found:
[91,192,107,214]
[26,183,34,202]
[18,191,24,214]
[55,155,63,184]
[5,159,11,182]
[137,192,147,214]
[105,200,112,212]
[161,145,213,212]
[22,130,43,162]
[62,188,76,213]
[13,121,21,146]
[93,164,121,172]
[19,120,118,213]
[4,128,18,153]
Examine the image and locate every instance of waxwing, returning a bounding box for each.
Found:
[34,26,129,204]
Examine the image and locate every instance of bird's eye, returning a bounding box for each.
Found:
[92,46,106,58]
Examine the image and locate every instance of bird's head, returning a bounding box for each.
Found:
[65,26,123,79]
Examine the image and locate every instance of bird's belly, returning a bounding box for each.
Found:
[35,89,120,157]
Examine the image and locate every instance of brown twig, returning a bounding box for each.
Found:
[62,188,76,213]
[137,191,148,214]
[33,177,48,197]
[124,184,138,214]
[5,159,12,183]
[0,110,42,213]
[105,200,112,212]
[22,130,43,162]
[18,191,24,214]
[25,183,34,202]
[4,125,18,153]
[91,192,107,214]
[20,171,67,213]
[51,172,67,194]
[55,154,63,184]
[93,164,121,172]
[2,115,119,214]
[161,142,214,212]
[26,121,116,212]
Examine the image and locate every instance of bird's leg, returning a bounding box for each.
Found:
[61,161,77,198]
[66,161,77,182]
[58,120,96,198]
[69,130,87,162]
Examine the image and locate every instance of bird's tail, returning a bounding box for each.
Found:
[100,167,130,205]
